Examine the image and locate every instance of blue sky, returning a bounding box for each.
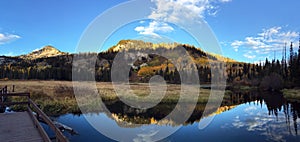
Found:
[0,0,299,63]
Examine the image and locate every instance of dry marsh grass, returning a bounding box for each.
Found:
[282,89,300,102]
[0,81,222,115]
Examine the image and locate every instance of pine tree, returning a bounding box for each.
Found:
[289,42,296,82]
[164,63,170,81]
[290,42,294,66]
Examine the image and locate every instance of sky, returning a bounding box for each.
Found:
[0,0,300,63]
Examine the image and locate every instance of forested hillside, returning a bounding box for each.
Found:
[0,40,299,89]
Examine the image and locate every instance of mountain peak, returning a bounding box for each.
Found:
[40,45,58,51]
[107,39,236,63]
[108,39,181,52]
[20,45,67,59]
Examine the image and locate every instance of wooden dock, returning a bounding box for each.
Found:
[0,112,44,142]
[0,86,68,142]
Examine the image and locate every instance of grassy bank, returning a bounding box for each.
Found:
[282,89,300,102]
[0,81,80,115]
[0,81,226,116]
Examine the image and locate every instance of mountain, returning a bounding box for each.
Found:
[108,40,181,52]
[19,45,67,60]
[0,39,245,83]
[108,39,236,63]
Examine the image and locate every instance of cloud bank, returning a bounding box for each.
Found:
[0,33,21,45]
[134,21,174,38]
[231,26,299,60]
[135,0,231,38]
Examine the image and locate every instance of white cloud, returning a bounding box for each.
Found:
[0,33,21,45]
[134,0,231,38]
[231,26,299,60]
[149,0,225,24]
[133,130,159,142]
[219,0,232,2]
[243,52,256,59]
[231,40,243,51]
[134,21,174,38]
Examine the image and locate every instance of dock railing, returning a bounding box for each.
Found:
[0,86,68,142]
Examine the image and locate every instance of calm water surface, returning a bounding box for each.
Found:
[44,92,300,142]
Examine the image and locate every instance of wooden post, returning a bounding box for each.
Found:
[27,93,31,108]
[0,89,3,111]
[1,90,3,103]
[37,104,41,120]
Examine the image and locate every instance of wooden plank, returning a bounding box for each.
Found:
[0,101,29,106]
[0,89,68,142]
[0,92,30,97]
[29,99,68,142]
[0,112,44,142]
[28,107,52,142]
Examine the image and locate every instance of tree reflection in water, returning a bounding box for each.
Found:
[100,90,300,135]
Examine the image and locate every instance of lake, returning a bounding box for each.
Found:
[43,91,300,142]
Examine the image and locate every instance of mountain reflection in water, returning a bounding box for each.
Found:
[50,91,300,142]
[102,91,299,129]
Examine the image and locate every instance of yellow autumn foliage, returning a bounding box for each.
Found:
[137,64,175,77]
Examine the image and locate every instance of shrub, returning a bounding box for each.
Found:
[259,73,283,91]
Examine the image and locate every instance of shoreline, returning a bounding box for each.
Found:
[1,80,299,116]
